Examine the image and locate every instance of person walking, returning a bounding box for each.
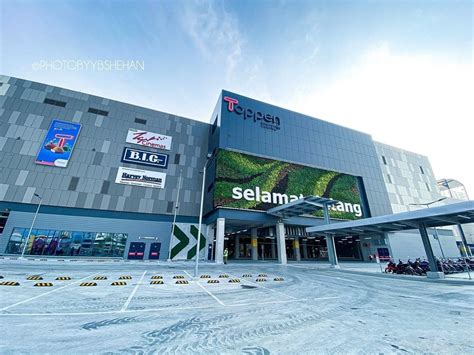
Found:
[223,247,229,264]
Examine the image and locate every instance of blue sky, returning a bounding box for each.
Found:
[1,0,473,194]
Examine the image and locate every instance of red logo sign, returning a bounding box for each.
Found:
[223,96,239,112]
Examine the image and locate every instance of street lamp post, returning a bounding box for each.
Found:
[168,170,182,261]
[20,193,42,259]
[194,154,212,278]
[409,197,447,260]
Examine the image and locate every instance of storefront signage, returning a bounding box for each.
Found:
[213,150,364,220]
[126,128,172,150]
[115,167,166,189]
[35,120,81,168]
[121,147,169,169]
[223,96,281,131]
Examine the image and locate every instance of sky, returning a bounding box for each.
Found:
[1,0,473,196]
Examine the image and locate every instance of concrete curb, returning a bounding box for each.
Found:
[333,268,474,286]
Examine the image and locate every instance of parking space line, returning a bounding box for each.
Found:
[120,271,146,312]
[183,270,226,306]
[0,272,100,311]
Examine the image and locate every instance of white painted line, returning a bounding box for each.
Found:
[183,270,225,306]
[120,270,146,312]
[0,295,344,317]
[0,272,100,311]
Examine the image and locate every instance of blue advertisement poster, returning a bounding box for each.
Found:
[35,120,81,168]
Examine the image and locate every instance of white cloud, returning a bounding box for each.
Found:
[181,0,243,79]
[285,43,474,196]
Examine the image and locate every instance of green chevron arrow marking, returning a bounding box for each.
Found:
[187,225,206,260]
[170,225,189,259]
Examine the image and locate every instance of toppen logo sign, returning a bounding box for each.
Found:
[223,96,281,131]
[121,147,169,169]
[126,128,172,150]
[231,186,363,217]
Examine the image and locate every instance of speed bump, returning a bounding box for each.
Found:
[207,279,220,284]
[93,276,108,280]
[255,278,267,282]
[150,280,164,285]
[55,276,71,281]
[27,275,43,280]
[151,275,163,280]
[80,282,97,287]
[0,281,20,286]
[173,275,185,279]
[119,275,132,280]
[34,282,53,287]
[258,274,267,277]
[218,274,229,278]
[111,281,127,286]
[200,275,211,279]
[274,277,284,281]
[228,278,241,283]
[242,274,252,278]
[175,280,189,285]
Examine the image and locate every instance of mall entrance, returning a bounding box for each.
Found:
[216,223,362,262]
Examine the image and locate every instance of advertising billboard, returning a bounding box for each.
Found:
[213,150,365,220]
[35,120,81,168]
[121,147,169,169]
[115,167,166,189]
[126,128,172,150]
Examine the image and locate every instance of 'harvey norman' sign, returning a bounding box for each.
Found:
[115,167,166,189]
[126,128,172,150]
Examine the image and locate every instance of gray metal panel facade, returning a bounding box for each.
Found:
[374,141,443,213]
[0,75,209,217]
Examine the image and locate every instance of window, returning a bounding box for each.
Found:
[5,228,128,257]
[174,154,181,165]
[44,98,67,107]
[420,166,425,174]
[382,155,387,165]
[134,117,147,125]
[88,107,109,116]
[68,177,79,191]
[425,183,431,191]
[166,201,174,213]
[387,174,393,184]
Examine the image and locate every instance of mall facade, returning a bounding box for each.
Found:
[0,75,462,262]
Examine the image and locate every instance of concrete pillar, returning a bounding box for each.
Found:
[293,238,301,261]
[276,222,287,265]
[419,223,444,279]
[302,241,308,259]
[234,235,240,259]
[326,235,339,268]
[215,218,225,264]
[251,228,258,261]
[271,239,276,259]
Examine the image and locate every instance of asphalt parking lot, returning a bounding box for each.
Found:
[0,259,473,354]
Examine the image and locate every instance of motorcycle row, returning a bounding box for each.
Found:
[384,258,474,276]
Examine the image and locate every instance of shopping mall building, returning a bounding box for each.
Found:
[0,75,465,262]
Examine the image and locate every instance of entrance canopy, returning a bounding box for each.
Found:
[266,196,337,219]
[306,200,474,236]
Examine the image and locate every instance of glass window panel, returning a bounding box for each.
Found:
[5,228,128,258]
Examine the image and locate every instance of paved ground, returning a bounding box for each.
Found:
[0,260,473,354]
